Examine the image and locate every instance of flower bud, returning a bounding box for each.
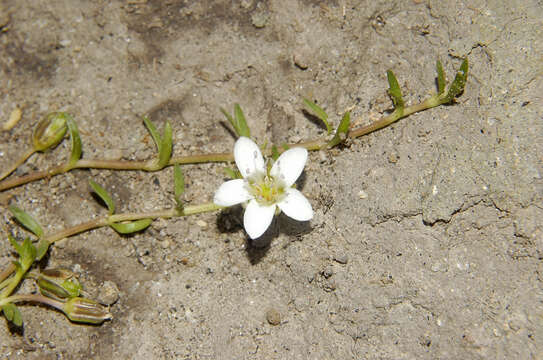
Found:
[37,268,81,300]
[62,297,112,324]
[32,112,68,152]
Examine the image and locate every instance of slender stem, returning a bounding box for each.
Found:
[0,264,24,299]
[0,95,445,192]
[0,202,224,290]
[0,148,36,181]
[348,95,439,139]
[0,293,63,309]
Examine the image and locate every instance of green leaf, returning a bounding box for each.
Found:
[20,237,37,269]
[442,58,469,103]
[89,180,115,215]
[8,234,22,255]
[2,304,22,327]
[386,70,404,109]
[328,111,351,148]
[110,219,153,234]
[66,116,82,167]
[36,239,50,261]
[143,117,162,154]
[221,105,251,138]
[303,98,332,134]
[158,121,173,168]
[436,60,446,95]
[173,164,184,205]
[8,206,43,238]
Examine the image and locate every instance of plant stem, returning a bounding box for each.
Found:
[0,148,36,181]
[0,202,224,282]
[0,293,63,309]
[0,94,445,192]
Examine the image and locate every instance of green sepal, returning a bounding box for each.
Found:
[89,180,115,215]
[2,303,22,327]
[271,145,280,161]
[173,164,184,207]
[36,239,50,261]
[223,167,239,179]
[436,60,446,95]
[66,116,82,167]
[61,279,82,298]
[220,104,251,138]
[158,121,173,168]
[8,206,44,238]
[303,98,332,134]
[328,111,351,148]
[387,70,404,109]
[110,219,153,234]
[442,58,469,103]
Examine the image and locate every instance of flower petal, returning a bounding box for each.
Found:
[214,179,252,206]
[270,147,308,187]
[277,187,313,221]
[243,199,276,239]
[234,137,265,178]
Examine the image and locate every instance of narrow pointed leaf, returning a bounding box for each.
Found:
[328,111,351,148]
[436,60,446,95]
[2,304,23,327]
[36,239,50,260]
[303,98,331,134]
[8,234,22,255]
[220,107,236,131]
[110,219,153,234]
[234,104,251,138]
[143,117,162,154]
[9,206,43,238]
[173,164,184,203]
[20,237,37,269]
[442,58,469,103]
[387,70,404,109]
[89,180,115,215]
[66,116,82,167]
[158,121,173,168]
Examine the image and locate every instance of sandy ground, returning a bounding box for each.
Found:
[0,0,542,359]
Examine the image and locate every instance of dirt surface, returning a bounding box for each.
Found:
[0,0,542,359]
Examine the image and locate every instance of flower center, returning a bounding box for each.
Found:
[246,171,286,206]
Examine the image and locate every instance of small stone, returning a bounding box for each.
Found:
[251,12,268,28]
[266,308,281,325]
[97,280,120,305]
[358,190,368,199]
[196,220,208,228]
[322,267,333,279]
[334,254,349,264]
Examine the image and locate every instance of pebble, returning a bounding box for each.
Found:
[97,280,120,305]
[358,190,368,199]
[334,254,349,264]
[266,308,281,325]
[196,220,208,228]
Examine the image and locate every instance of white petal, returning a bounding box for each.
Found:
[214,179,252,206]
[234,137,265,178]
[243,199,276,239]
[277,187,313,221]
[271,147,308,187]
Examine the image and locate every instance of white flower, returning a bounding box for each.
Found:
[214,137,313,239]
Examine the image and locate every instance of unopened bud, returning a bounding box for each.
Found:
[62,297,112,324]
[32,112,68,152]
[37,269,81,300]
